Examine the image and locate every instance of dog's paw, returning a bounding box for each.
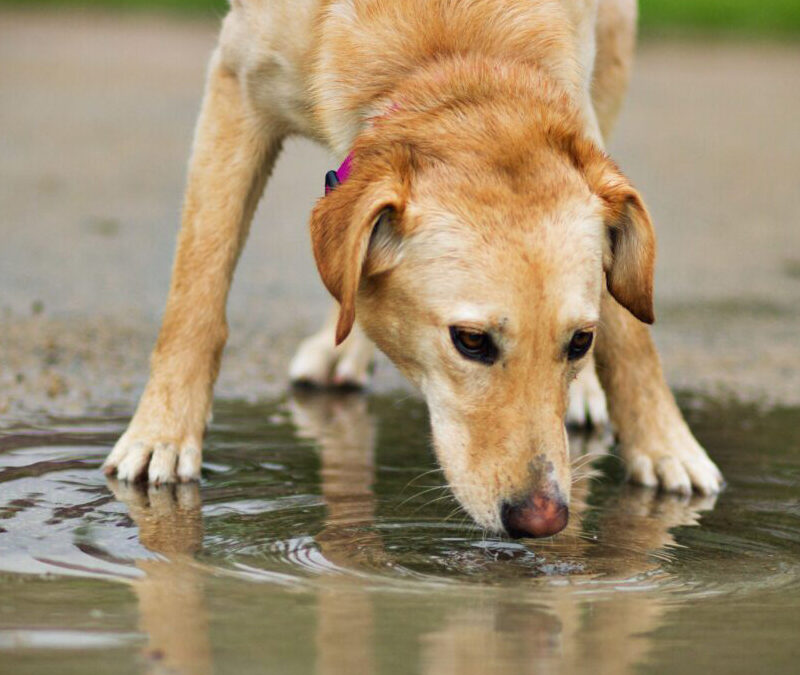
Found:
[566,359,609,428]
[103,390,206,484]
[289,323,375,389]
[623,427,724,496]
[104,432,203,484]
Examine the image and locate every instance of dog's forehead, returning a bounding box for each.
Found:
[397,194,605,327]
[408,153,600,226]
[405,190,604,269]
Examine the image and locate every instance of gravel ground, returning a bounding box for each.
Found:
[1,10,798,422]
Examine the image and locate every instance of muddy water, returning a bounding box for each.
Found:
[0,393,798,675]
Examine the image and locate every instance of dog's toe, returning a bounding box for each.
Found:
[288,334,337,386]
[628,453,658,488]
[177,443,202,482]
[567,360,608,428]
[289,323,375,389]
[683,454,724,496]
[624,434,723,496]
[105,434,201,484]
[654,456,692,495]
[102,435,131,476]
[148,442,179,484]
[115,441,153,483]
[331,347,372,388]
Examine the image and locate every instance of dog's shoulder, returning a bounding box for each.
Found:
[216,0,327,137]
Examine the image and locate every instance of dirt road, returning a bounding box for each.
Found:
[1,10,798,419]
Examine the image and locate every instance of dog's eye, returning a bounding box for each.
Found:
[450,327,498,365]
[567,330,594,361]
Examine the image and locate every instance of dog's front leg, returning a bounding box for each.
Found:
[104,54,284,483]
[289,304,376,389]
[594,293,724,495]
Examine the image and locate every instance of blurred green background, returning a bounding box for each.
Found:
[0,0,799,39]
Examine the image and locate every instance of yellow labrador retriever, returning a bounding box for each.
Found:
[104,0,723,537]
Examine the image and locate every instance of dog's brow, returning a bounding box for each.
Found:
[448,305,503,328]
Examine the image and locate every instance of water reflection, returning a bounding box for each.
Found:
[107,480,211,675]
[290,391,717,675]
[290,391,387,569]
[289,392,380,675]
[107,390,720,675]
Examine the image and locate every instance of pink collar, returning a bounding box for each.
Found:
[324,101,401,195]
[324,152,353,195]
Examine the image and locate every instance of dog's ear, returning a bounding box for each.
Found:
[584,152,656,324]
[310,172,405,345]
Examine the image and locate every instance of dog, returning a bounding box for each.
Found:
[103,0,723,537]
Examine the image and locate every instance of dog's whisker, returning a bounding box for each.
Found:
[394,480,476,512]
[411,492,458,514]
[572,466,604,483]
[399,467,445,494]
[570,450,609,469]
[571,448,609,463]
[574,531,597,543]
[395,484,449,509]
[442,504,466,523]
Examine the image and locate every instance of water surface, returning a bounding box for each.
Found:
[1,392,798,674]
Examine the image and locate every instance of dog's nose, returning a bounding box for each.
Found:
[501,493,568,539]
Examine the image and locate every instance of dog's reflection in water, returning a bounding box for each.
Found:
[290,390,382,675]
[289,390,387,570]
[106,479,210,675]
[110,391,717,675]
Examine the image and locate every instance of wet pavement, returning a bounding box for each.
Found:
[0,9,799,675]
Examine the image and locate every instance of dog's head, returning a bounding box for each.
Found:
[309,80,654,537]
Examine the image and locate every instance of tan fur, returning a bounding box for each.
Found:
[105,0,722,533]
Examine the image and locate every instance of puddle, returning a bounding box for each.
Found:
[0,392,798,674]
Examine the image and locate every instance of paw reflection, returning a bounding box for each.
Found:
[107,479,203,556]
[107,478,209,675]
[289,390,388,569]
[515,427,719,580]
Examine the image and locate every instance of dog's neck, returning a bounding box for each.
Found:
[311,0,601,154]
[322,54,598,195]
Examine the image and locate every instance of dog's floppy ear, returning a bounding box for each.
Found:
[584,153,656,324]
[310,171,405,345]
